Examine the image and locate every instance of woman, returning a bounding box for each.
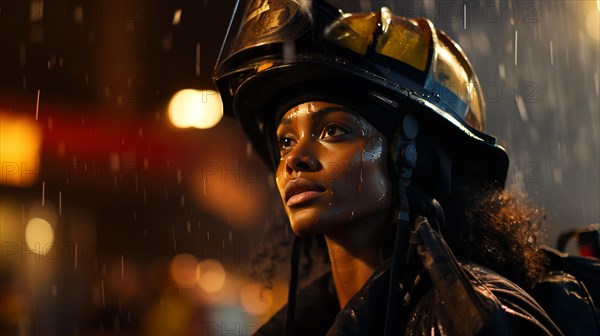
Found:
[213,0,600,335]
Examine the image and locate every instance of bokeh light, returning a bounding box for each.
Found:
[240,282,272,316]
[142,296,192,336]
[170,253,199,288]
[0,113,43,187]
[168,89,223,129]
[25,217,54,255]
[196,259,226,293]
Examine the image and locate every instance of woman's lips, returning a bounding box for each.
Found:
[287,190,325,207]
[284,178,326,207]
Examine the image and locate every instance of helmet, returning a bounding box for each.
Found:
[213,0,509,186]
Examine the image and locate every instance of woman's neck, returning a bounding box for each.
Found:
[324,214,390,309]
[325,238,382,309]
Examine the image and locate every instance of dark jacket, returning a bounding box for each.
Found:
[255,248,600,335]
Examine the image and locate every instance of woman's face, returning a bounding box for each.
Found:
[275,101,392,237]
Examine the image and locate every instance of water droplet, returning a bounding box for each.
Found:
[246,141,253,158]
[74,243,78,270]
[193,42,201,76]
[358,168,364,192]
[35,89,40,120]
[268,176,275,189]
[463,4,467,30]
[101,280,105,308]
[514,30,518,66]
[550,40,554,66]
[283,41,297,62]
[515,95,528,122]
[172,226,177,252]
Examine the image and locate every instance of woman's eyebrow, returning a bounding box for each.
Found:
[279,106,355,126]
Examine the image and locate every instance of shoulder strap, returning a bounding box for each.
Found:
[409,217,564,335]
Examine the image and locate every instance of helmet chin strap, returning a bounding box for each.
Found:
[384,114,418,336]
[284,235,302,336]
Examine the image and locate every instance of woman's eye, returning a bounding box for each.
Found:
[278,136,295,150]
[321,125,348,139]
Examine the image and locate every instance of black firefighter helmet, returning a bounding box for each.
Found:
[213,0,509,187]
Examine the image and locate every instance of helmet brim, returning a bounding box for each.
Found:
[226,57,509,186]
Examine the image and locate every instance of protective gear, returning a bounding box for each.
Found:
[255,226,600,336]
[213,2,600,335]
[213,0,509,185]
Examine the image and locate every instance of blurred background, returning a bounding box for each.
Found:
[0,0,598,335]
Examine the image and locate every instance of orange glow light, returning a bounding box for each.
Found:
[0,113,43,187]
[170,253,199,288]
[196,258,226,293]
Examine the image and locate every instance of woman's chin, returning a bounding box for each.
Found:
[289,220,319,237]
[288,208,324,237]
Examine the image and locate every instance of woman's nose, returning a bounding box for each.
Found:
[285,143,320,175]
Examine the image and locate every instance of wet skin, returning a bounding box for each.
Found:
[275,101,394,308]
[275,101,392,241]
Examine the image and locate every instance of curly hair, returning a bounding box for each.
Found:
[443,179,550,289]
